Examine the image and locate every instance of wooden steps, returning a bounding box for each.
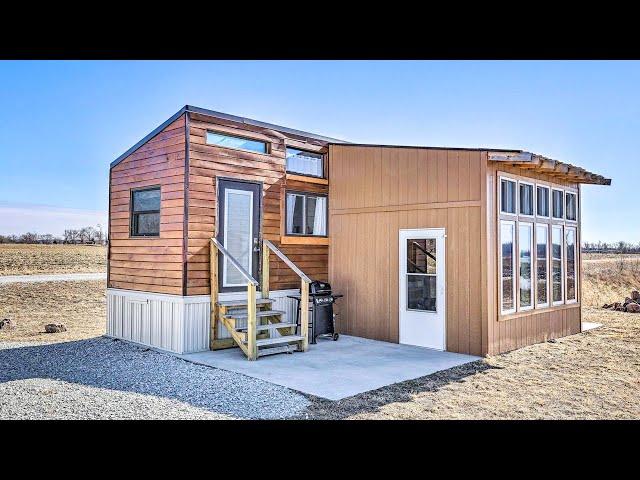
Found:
[224,309,286,320]
[218,298,275,308]
[235,322,297,332]
[249,335,305,347]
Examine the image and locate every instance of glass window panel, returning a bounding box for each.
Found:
[566,193,577,221]
[536,225,549,305]
[206,131,267,154]
[552,189,564,219]
[132,188,160,212]
[286,193,305,235]
[520,183,534,216]
[407,275,436,312]
[537,186,549,217]
[305,196,327,235]
[566,228,577,301]
[224,190,252,286]
[552,225,563,303]
[519,224,533,308]
[501,179,516,214]
[134,212,160,236]
[501,222,515,312]
[407,239,436,274]
[286,148,324,177]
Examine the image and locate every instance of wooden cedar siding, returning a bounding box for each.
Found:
[185,111,329,296]
[328,145,484,355]
[108,115,187,295]
[486,162,581,355]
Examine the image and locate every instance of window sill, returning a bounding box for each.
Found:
[280,235,330,246]
[498,302,580,321]
[286,173,328,185]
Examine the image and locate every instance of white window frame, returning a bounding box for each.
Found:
[499,219,517,315]
[565,226,578,304]
[518,180,535,219]
[499,176,518,217]
[518,221,534,311]
[565,190,578,223]
[551,224,565,306]
[536,184,550,219]
[535,223,550,308]
[551,188,565,220]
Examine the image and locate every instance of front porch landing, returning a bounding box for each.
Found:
[179,335,479,400]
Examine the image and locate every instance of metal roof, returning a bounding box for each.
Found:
[109,106,611,185]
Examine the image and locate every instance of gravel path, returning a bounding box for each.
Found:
[0,338,310,419]
[0,272,106,284]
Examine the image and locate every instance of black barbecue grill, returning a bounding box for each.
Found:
[288,281,342,344]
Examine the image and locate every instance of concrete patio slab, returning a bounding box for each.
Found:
[179,335,480,400]
[582,322,603,332]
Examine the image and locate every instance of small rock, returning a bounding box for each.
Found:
[547,338,557,343]
[632,290,640,301]
[0,318,16,330]
[626,303,640,313]
[624,297,633,306]
[44,323,67,333]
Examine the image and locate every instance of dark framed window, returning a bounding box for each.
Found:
[285,191,327,236]
[286,148,324,178]
[206,131,267,154]
[130,186,160,237]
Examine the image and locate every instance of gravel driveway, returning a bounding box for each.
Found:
[0,338,310,419]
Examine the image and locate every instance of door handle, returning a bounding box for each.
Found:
[253,237,260,252]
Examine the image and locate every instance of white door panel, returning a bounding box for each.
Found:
[399,228,446,350]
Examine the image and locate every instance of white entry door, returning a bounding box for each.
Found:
[399,228,446,350]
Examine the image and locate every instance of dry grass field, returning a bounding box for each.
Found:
[582,253,640,307]
[0,280,106,343]
[0,244,106,276]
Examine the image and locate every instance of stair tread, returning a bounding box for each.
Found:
[225,310,285,320]
[218,298,274,307]
[236,322,296,332]
[245,335,305,347]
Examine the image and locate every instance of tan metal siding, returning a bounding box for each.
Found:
[329,144,485,355]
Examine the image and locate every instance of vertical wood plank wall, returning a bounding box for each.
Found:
[486,163,582,355]
[328,145,485,355]
[185,112,329,296]
[108,115,187,295]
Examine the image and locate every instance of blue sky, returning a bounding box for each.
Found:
[0,60,634,242]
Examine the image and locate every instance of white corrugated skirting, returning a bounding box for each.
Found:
[106,288,302,353]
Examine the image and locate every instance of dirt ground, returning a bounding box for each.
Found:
[0,244,106,276]
[0,280,106,343]
[1,252,639,419]
[302,307,640,419]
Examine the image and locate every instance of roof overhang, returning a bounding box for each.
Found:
[488,151,611,186]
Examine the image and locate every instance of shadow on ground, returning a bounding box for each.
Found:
[0,337,310,419]
[299,360,500,419]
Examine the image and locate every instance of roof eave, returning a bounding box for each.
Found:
[488,151,611,186]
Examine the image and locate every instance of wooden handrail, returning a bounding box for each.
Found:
[263,238,311,352]
[263,239,312,283]
[210,238,259,360]
[211,238,259,286]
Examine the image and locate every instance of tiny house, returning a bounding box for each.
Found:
[106,105,610,359]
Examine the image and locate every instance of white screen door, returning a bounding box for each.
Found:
[399,228,446,350]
